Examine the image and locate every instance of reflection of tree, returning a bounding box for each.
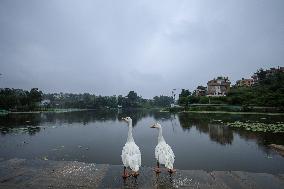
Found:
[0,126,41,135]
[118,109,153,126]
[237,130,284,146]
[152,112,172,121]
[42,110,118,125]
[0,109,159,134]
[0,113,41,135]
[2,110,283,149]
[178,113,208,131]
[0,113,41,127]
[207,124,233,145]
[177,113,233,145]
[232,129,284,156]
[177,112,284,147]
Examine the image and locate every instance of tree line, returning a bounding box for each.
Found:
[43,91,173,109]
[0,88,43,111]
[0,89,173,111]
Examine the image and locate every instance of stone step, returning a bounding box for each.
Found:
[0,158,283,189]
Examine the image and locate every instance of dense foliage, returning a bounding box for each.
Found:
[153,95,173,107]
[177,71,284,110]
[0,89,173,111]
[0,88,43,111]
[43,91,172,109]
[178,89,191,106]
[227,72,284,107]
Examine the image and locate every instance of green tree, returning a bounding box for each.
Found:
[178,89,191,107]
[256,68,266,82]
[227,71,284,108]
[153,95,173,107]
[28,88,43,110]
[126,91,140,108]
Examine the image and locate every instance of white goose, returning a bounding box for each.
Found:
[150,123,175,173]
[121,117,141,178]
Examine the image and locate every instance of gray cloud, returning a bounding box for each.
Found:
[0,0,283,98]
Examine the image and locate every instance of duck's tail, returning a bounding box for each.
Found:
[128,154,141,172]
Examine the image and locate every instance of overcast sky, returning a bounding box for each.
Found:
[0,0,283,98]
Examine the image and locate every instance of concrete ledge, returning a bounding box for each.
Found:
[0,158,283,189]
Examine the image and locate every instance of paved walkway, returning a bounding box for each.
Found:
[0,158,283,189]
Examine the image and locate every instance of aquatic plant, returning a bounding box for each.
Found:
[226,121,284,133]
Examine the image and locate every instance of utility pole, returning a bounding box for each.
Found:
[171,88,183,106]
[0,74,2,89]
[172,89,176,103]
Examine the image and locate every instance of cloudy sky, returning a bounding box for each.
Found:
[0,0,283,98]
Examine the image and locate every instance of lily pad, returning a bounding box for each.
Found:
[226,121,284,133]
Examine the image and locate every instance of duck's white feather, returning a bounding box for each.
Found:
[121,141,141,172]
[154,124,175,169]
[155,141,175,169]
[121,118,141,172]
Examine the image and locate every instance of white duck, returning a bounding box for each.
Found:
[121,117,141,178]
[150,123,175,173]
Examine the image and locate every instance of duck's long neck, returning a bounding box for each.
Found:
[127,121,134,142]
[158,127,165,143]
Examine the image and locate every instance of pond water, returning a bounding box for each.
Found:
[0,110,284,173]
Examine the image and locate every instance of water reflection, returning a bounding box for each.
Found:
[0,110,284,145]
[177,113,234,145]
[0,125,41,135]
[177,112,284,145]
[208,124,233,145]
[0,110,284,173]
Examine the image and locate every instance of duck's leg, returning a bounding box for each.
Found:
[168,168,176,174]
[131,171,139,178]
[154,161,161,173]
[122,166,130,179]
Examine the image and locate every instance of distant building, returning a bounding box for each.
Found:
[251,73,258,84]
[236,78,254,87]
[194,86,207,96]
[266,67,284,76]
[40,99,50,106]
[170,104,182,108]
[207,76,231,96]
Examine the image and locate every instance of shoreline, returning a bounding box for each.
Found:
[0,109,89,115]
[1,108,284,115]
[183,110,284,115]
[161,110,284,115]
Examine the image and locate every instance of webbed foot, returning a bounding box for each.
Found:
[168,169,176,174]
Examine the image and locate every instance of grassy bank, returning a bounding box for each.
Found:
[188,104,283,113]
[0,109,9,115]
[3,108,88,114]
[164,104,284,114]
[183,110,284,115]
